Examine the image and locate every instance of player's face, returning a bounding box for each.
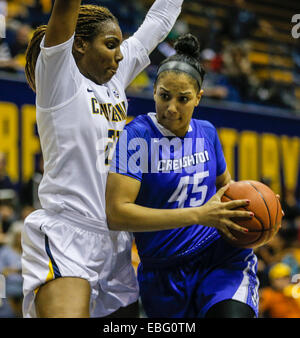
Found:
[154,72,203,137]
[77,20,123,85]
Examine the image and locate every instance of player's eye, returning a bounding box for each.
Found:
[179,96,189,103]
[106,42,117,49]
[159,93,170,100]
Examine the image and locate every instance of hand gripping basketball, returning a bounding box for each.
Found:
[199,184,253,242]
[220,181,283,248]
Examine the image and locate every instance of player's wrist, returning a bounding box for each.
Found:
[189,206,205,226]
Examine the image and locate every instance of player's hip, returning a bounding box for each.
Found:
[137,238,258,317]
[139,235,254,270]
[21,209,133,288]
[21,208,136,317]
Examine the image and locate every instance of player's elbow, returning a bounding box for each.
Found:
[106,204,126,231]
[106,207,119,230]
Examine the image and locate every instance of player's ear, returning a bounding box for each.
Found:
[195,89,204,106]
[74,37,88,55]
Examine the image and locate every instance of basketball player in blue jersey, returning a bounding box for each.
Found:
[106,34,260,318]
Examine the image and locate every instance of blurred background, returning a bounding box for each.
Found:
[0,0,300,318]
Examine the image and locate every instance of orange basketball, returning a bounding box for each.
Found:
[220,180,283,248]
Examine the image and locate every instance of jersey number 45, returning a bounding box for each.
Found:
[168,171,209,208]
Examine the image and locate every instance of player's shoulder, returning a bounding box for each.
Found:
[192,119,217,138]
[124,114,152,137]
[193,119,215,130]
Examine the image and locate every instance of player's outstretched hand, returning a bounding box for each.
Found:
[197,184,253,241]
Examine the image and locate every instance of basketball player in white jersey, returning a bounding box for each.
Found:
[21,0,184,318]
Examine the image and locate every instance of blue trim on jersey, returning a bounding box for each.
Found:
[45,235,61,278]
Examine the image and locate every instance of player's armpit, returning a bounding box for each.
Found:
[44,0,82,47]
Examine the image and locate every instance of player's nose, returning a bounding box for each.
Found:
[166,100,178,116]
[115,47,123,63]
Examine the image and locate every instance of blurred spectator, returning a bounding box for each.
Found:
[281,188,300,222]
[20,153,43,209]
[0,152,17,231]
[0,153,14,191]
[221,0,258,42]
[6,0,30,25]
[23,0,51,28]
[0,152,18,233]
[0,221,23,317]
[0,0,6,15]
[222,42,259,102]
[223,0,275,42]
[0,0,7,36]
[0,200,17,233]
[0,37,20,72]
[200,7,224,53]
[255,230,288,288]
[9,23,31,69]
[83,0,143,35]
[200,48,229,100]
[255,81,297,110]
[279,228,300,276]
[20,205,35,220]
[259,263,300,318]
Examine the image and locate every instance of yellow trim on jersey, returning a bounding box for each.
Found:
[34,259,55,295]
[46,259,55,282]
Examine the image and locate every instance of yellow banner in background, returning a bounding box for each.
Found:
[220,128,300,195]
[0,102,19,182]
[0,102,299,196]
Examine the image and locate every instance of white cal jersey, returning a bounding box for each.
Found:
[35,34,150,223]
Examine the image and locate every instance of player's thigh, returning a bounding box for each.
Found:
[35,277,91,318]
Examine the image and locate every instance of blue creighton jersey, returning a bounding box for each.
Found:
[110,113,227,261]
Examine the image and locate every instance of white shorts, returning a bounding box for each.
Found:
[21,209,139,318]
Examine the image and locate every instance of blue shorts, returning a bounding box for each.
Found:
[137,238,259,318]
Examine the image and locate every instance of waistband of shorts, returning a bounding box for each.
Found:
[49,209,109,234]
[139,232,220,269]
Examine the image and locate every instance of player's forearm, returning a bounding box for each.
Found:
[133,0,183,54]
[107,202,198,232]
[45,0,82,47]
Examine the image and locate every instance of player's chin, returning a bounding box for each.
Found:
[102,74,114,84]
[98,71,115,85]
[164,118,182,127]
[107,69,117,80]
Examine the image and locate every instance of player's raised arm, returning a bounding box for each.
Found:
[44,0,82,47]
[133,0,184,54]
[116,0,184,88]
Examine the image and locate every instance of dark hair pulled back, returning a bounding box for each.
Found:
[157,33,205,91]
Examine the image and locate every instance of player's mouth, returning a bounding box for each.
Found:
[108,67,117,75]
[164,117,181,122]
